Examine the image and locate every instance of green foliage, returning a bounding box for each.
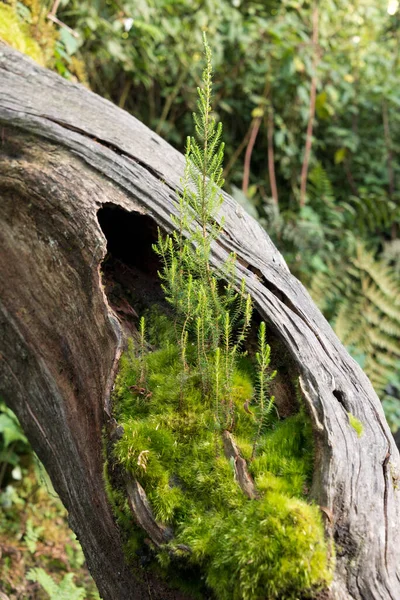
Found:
[347,413,364,438]
[27,568,88,600]
[311,245,400,401]
[252,321,276,458]
[0,0,87,81]
[0,400,30,498]
[56,0,400,217]
[0,404,99,599]
[382,392,400,434]
[0,2,49,66]
[0,402,28,448]
[25,517,44,554]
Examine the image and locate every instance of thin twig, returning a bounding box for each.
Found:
[49,0,61,16]
[242,117,262,196]
[118,80,131,109]
[382,100,395,198]
[223,125,252,179]
[156,68,188,135]
[266,105,278,205]
[299,2,319,207]
[47,14,80,38]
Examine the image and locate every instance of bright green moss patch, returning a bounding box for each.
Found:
[0,3,51,67]
[107,317,333,600]
[347,412,364,437]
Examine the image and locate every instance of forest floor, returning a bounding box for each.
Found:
[0,460,99,599]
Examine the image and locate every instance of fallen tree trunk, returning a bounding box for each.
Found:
[0,44,399,600]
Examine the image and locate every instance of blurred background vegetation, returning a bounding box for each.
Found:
[0,0,399,597]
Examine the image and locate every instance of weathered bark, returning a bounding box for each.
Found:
[126,478,173,547]
[222,431,257,499]
[0,44,399,600]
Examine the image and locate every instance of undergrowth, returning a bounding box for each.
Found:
[0,401,99,599]
[311,243,400,401]
[0,459,99,600]
[0,2,51,67]
[0,1,87,81]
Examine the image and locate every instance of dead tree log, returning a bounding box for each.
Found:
[0,44,399,600]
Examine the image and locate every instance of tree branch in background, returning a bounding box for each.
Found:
[382,100,395,198]
[118,80,131,109]
[242,116,262,196]
[266,105,279,205]
[343,156,359,197]
[299,2,319,208]
[223,125,252,180]
[156,68,188,135]
[241,72,271,197]
[49,0,61,16]
[47,0,79,37]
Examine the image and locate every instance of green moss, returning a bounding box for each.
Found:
[0,3,50,66]
[107,315,333,599]
[347,412,364,437]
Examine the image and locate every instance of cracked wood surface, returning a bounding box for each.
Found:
[126,478,173,547]
[0,44,400,599]
[222,431,257,500]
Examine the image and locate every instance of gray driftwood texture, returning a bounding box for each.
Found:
[0,44,399,600]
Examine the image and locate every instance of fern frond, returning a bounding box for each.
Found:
[343,193,400,239]
[311,243,400,397]
[27,569,86,600]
